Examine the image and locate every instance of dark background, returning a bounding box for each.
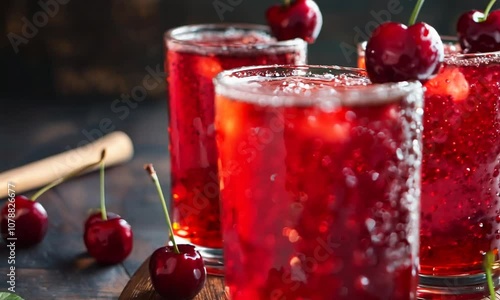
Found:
[0,0,482,102]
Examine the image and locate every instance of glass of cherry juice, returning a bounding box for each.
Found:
[359,42,500,297]
[164,24,307,274]
[417,51,500,298]
[214,65,424,299]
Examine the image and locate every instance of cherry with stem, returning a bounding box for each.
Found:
[457,0,500,53]
[266,0,323,43]
[83,149,133,264]
[365,0,444,83]
[145,163,206,300]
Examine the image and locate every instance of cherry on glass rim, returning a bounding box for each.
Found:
[364,0,444,83]
[457,0,500,53]
[266,0,323,43]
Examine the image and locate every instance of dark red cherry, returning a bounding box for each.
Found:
[149,244,206,300]
[266,0,323,43]
[83,217,133,264]
[145,164,207,299]
[0,195,48,248]
[365,22,444,83]
[457,10,500,53]
[83,149,133,264]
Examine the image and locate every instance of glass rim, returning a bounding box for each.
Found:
[214,64,423,107]
[164,23,307,53]
[445,49,500,60]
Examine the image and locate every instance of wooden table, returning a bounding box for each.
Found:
[0,98,499,299]
[0,98,178,299]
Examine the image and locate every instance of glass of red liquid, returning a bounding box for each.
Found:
[164,24,307,274]
[418,51,500,298]
[214,65,424,299]
[359,41,500,298]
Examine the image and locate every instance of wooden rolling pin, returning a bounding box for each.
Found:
[0,131,134,199]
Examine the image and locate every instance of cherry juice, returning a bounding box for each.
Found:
[165,25,306,248]
[420,54,500,276]
[215,67,423,300]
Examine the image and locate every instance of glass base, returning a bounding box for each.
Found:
[418,272,500,299]
[174,236,224,276]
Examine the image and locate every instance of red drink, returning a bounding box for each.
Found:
[215,66,424,300]
[358,39,500,297]
[418,52,500,296]
[165,24,307,255]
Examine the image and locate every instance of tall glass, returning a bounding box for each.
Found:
[164,24,307,274]
[359,40,500,297]
[215,65,424,299]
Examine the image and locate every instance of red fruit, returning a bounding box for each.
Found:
[149,244,206,300]
[0,195,48,248]
[365,22,444,83]
[266,0,323,43]
[84,211,121,229]
[83,217,133,264]
[145,163,207,299]
[457,10,500,53]
[83,149,133,264]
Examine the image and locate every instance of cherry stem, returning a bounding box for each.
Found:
[408,0,425,26]
[31,151,106,201]
[99,150,107,221]
[144,164,180,254]
[480,0,497,22]
[484,251,496,299]
[283,0,291,7]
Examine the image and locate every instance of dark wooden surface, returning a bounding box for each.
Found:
[1,98,499,300]
[0,98,185,299]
